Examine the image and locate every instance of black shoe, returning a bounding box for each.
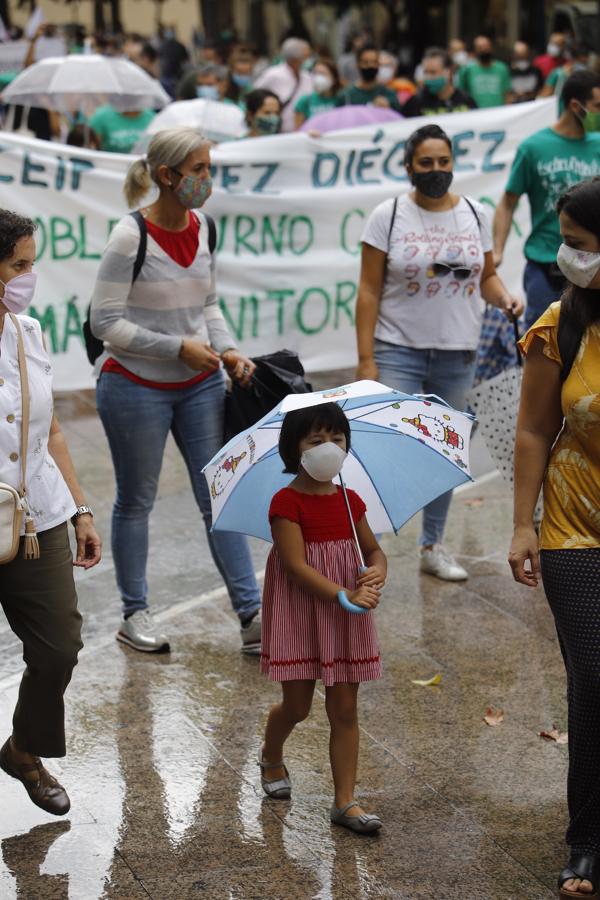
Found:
[558,853,599,898]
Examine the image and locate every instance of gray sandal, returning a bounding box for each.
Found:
[257,749,291,799]
[330,799,382,834]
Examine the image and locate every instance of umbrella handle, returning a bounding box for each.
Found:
[337,566,369,614]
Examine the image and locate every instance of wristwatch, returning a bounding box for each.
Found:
[71,505,94,524]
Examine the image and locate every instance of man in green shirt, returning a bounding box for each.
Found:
[493,70,600,328]
[338,45,401,111]
[457,35,511,108]
[88,105,156,154]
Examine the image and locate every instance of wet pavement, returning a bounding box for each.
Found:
[0,381,568,900]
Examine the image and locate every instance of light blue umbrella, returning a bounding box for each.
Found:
[203,379,474,543]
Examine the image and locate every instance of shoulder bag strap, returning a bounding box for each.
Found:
[9,314,30,499]
[130,210,148,284]
[463,196,482,231]
[387,196,398,250]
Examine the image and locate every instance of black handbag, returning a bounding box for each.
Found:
[224,349,312,442]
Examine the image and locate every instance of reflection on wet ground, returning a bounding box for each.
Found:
[0,388,565,899]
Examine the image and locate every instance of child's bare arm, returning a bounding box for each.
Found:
[356,517,387,589]
[272,517,380,607]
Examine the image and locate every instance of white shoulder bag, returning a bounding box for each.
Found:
[0,314,40,564]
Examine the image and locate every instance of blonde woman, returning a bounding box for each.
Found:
[90,127,261,655]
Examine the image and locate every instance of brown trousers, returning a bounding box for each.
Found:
[0,523,83,757]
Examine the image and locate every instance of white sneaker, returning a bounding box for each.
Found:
[240,613,261,655]
[420,544,468,581]
[116,610,170,653]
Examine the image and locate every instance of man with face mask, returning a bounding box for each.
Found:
[493,70,600,328]
[402,48,476,117]
[534,31,568,81]
[177,62,222,102]
[338,44,401,111]
[253,37,313,132]
[508,41,543,103]
[456,35,511,108]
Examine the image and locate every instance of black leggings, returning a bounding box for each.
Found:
[541,548,600,852]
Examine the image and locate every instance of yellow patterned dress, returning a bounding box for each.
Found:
[520,301,600,549]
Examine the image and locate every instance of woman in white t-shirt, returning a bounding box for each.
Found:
[356,124,523,581]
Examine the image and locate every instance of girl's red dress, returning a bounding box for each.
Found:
[260,486,382,686]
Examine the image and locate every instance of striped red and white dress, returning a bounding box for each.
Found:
[260,486,381,686]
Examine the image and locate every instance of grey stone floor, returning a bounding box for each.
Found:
[0,381,568,900]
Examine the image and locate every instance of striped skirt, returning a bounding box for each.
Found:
[260,539,381,686]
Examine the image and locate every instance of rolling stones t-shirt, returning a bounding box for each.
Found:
[361,194,492,350]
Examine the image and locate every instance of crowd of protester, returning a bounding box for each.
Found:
[0,20,595,152]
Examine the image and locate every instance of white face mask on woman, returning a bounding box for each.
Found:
[557,243,600,288]
[0,271,37,313]
[300,442,347,482]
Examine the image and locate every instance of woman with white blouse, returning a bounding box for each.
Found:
[0,209,102,817]
[356,124,523,581]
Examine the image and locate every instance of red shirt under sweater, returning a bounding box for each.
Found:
[101,212,218,390]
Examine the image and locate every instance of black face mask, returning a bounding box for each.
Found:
[412,170,453,199]
[477,52,493,64]
[359,66,379,83]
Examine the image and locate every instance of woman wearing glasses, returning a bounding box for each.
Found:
[355,123,523,581]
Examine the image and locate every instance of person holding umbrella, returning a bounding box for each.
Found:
[355,123,523,581]
[90,127,262,655]
[510,178,600,899]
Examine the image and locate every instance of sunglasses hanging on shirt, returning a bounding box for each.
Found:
[428,261,473,280]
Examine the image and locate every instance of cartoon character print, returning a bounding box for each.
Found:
[404,263,420,280]
[444,279,461,298]
[462,282,476,299]
[426,281,441,297]
[210,451,247,499]
[465,243,479,259]
[403,245,419,260]
[402,413,465,451]
[322,387,348,399]
[445,244,462,261]
[407,281,420,296]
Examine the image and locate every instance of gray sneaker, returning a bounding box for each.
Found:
[420,544,468,581]
[240,613,261,656]
[117,610,170,653]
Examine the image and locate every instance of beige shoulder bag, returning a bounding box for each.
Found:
[0,314,40,564]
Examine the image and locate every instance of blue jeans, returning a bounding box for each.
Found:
[96,371,261,621]
[523,260,563,331]
[374,341,477,547]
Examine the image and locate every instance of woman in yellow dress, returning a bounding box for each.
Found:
[510,178,600,899]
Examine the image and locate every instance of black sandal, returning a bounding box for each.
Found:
[558,854,600,899]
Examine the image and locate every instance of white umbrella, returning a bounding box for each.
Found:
[133,98,247,151]
[1,54,170,116]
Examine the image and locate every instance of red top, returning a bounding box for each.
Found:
[145,211,200,267]
[101,211,214,390]
[532,53,564,80]
[269,486,366,543]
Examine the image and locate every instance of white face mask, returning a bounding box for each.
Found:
[313,72,333,94]
[301,442,347,482]
[557,243,600,288]
[547,42,561,58]
[377,65,395,83]
[452,50,468,67]
[0,271,37,314]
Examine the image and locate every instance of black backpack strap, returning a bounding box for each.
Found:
[463,196,482,231]
[557,303,584,383]
[130,210,147,283]
[204,213,217,254]
[387,197,398,251]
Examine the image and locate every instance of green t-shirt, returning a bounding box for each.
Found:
[457,61,511,108]
[338,84,401,112]
[546,66,568,114]
[294,91,339,121]
[505,127,600,262]
[88,105,155,153]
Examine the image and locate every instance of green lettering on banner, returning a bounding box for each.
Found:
[234,215,259,255]
[288,216,313,256]
[340,209,365,256]
[218,295,259,340]
[267,289,295,335]
[62,297,83,352]
[29,304,58,353]
[334,281,356,327]
[78,216,101,260]
[262,216,287,255]
[295,287,330,335]
[50,217,78,260]
[33,217,47,259]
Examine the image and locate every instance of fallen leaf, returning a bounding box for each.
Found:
[483,707,504,726]
[464,497,484,507]
[411,673,442,687]
[538,725,568,744]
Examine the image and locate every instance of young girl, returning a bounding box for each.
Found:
[259,402,386,834]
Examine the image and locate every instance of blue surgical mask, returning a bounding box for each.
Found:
[232,73,252,88]
[196,84,220,101]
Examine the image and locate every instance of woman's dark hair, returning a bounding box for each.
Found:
[556,177,600,330]
[0,210,36,263]
[245,88,281,121]
[404,124,452,167]
[313,57,341,94]
[278,403,351,474]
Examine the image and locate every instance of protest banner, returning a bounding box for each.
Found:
[0,99,557,390]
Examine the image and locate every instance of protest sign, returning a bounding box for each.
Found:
[0,99,556,389]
